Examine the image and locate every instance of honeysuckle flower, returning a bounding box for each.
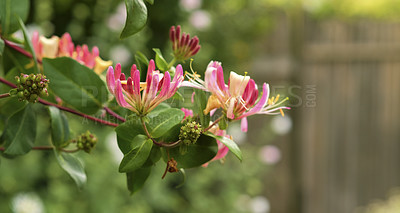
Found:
[185,61,290,132]
[170,25,201,61]
[106,60,184,115]
[32,31,112,74]
[181,108,193,119]
[202,126,229,167]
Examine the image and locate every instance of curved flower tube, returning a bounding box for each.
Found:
[202,126,229,167]
[32,31,112,74]
[186,61,290,132]
[106,60,184,115]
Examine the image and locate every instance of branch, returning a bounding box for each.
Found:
[38,98,118,127]
[0,77,118,127]
[202,116,224,133]
[0,146,53,151]
[3,39,42,64]
[0,93,10,99]
[104,106,126,122]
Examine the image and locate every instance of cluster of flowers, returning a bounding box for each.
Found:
[32,32,112,74]
[28,26,289,166]
[104,26,290,165]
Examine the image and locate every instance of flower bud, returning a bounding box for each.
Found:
[10,73,49,103]
[179,121,202,146]
[169,25,201,61]
[76,130,98,153]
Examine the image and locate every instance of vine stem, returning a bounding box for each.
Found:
[0,77,118,127]
[140,117,181,148]
[3,39,42,64]
[38,98,118,127]
[0,93,10,99]
[202,116,224,133]
[104,106,126,122]
[0,78,17,88]
[0,146,53,151]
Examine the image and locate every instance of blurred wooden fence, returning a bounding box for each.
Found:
[254,13,400,213]
[296,16,400,213]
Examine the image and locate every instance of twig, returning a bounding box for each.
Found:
[0,77,118,127]
[202,116,224,133]
[3,39,42,64]
[0,146,53,151]
[104,106,126,122]
[0,93,10,99]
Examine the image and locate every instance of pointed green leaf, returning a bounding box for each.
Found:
[54,150,86,189]
[2,104,36,156]
[115,116,145,154]
[147,108,184,138]
[193,89,210,127]
[204,132,242,161]
[145,0,154,5]
[135,51,149,79]
[0,0,29,36]
[120,0,147,39]
[142,145,161,167]
[43,57,109,114]
[163,134,217,168]
[48,106,70,148]
[17,17,39,74]
[119,136,153,173]
[152,48,169,71]
[0,38,4,56]
[126,167,151,194]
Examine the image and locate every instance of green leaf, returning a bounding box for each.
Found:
[0,0,29,36]
[43,57,108,114]
[126,167,151,194]
[193,89,210,127]
[204,132,242,161]
[119,136,153,173]
[147,108,184,138]
[17,17,39,74]
[134,51,149,76]
[152,48,169,71]
[0,39,4,56]
[1,104,36,156]
[142,145,161,167]
[3,46,36,74]
[120,0,148,39]
[54,150,86,189]
[145,0,154,5]
[115,116,145,154]
[164,134,217,168]
[48,106,70,148]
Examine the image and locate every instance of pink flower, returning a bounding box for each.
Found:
[203,127,229,167]
[106,60,185,115]
[186,61,290,132]
[180,108,193,119]
[169,25,201,61]
[32,31,112,74]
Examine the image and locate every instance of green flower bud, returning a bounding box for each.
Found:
[17,91,24,98]
[179,121,202,146]
[76,131,98,153]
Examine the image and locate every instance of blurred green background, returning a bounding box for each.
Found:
[2,0,400,212]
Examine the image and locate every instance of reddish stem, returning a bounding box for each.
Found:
[0,146,53,151]
[38,98,118,127]
[0,78,17,88]
[0,77,118,127]
[0,93,10,99]
[104,106,126,122]
[3,39,42,64]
